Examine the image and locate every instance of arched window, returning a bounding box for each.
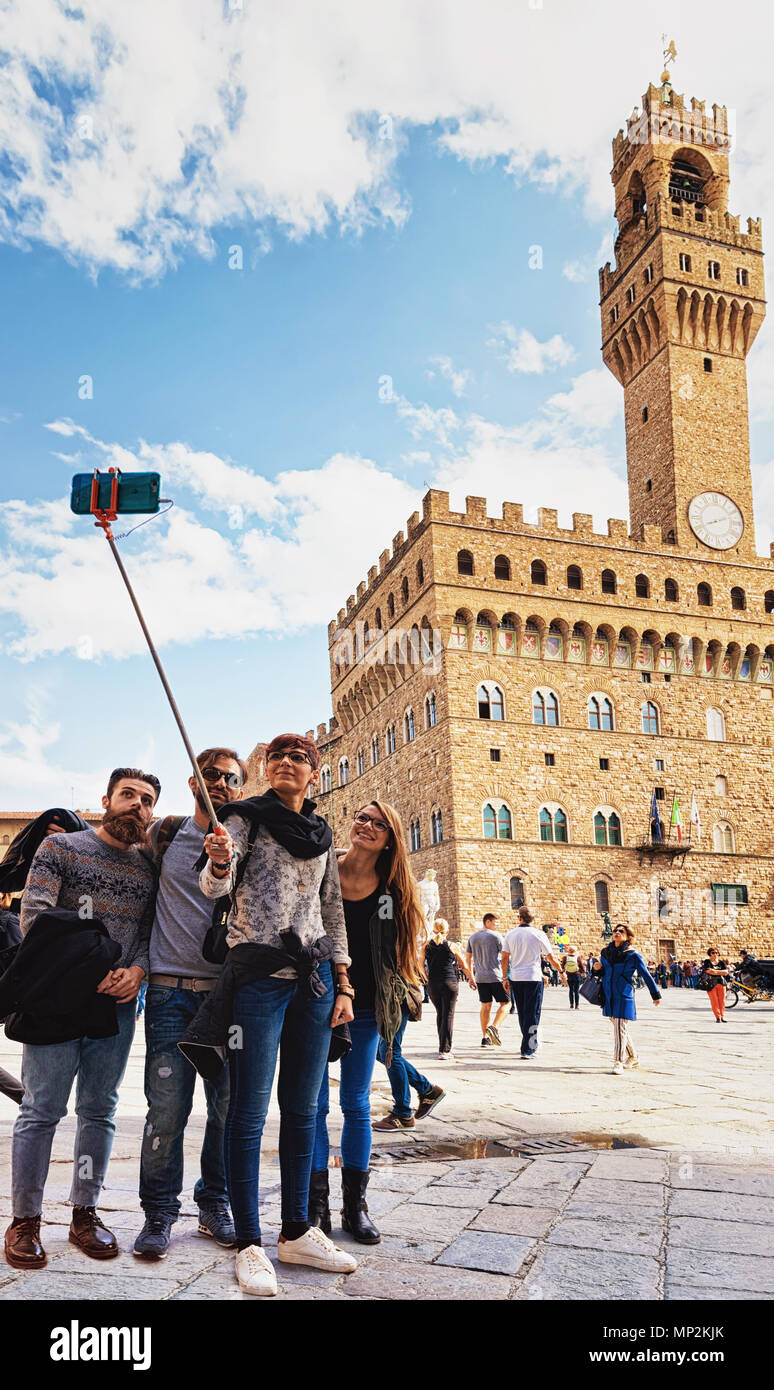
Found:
[594,810,622,846]
[531,559,547,585]
[494,554,511,580]
[697,582,712,607]
[404,708,415,743]
[731,586,746,611]
[713,822,735,853]
[714,775,728,796]
[706,708,726,741]
[483,801,512,840]
[371,734,380,766]
[416,559,424,586]
[588,695,614,731]
[401,576,409,605]
[356,748,365,777]
[386,723,396,755]
[338,757,349,787]
[425,693,437,728]
[510,876,525,909]
[766,590,774,615]
[477,682,505,721]
[476,612,492,627]
[635,574,650,598]
[457,550,474,576]
[594,880,610,913]
[388,592,395,618]
[664,578,679,602]
[410,818,422,852]
[567,564,582,590]
[539,806,568,843]
[375,607,382,631]
[533,689,559,726]
[431,809,443,844]
[319,765,331,794]
[641,701,659,735]
[601,568,617,595]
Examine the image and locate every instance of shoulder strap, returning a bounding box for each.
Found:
[157,815,186,859]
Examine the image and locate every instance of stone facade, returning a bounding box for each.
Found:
[248,79,774,961]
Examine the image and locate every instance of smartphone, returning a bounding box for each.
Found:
[70,471,161,515]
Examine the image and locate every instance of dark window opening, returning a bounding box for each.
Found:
[646,479,652,492]
[567,564,582,590]
[457,550,474,576]
[494,554,511,581]
[635,574,650,598]
[531,559,547,585]
[704,357,712,373]
[642,406,648,423]
[665,578,678,602]
[490,748,501,763]
[599,757,609,771]
[544,753,555,767]
[601,569,617,595]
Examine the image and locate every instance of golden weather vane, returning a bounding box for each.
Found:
[660,34,677,84]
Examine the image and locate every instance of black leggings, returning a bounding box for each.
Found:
[428,979,459,1053]
[567,975,580,1007]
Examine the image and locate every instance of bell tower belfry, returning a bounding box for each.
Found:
[600,66,766,559]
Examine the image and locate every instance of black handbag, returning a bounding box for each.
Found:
[579,972,604,1007]
[696,973,713,991]
[202,831,256,965]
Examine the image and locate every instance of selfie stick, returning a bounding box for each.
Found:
[87,469,222,828]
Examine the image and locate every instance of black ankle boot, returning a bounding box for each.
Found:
[340,1168,381,1244]
[307,1170,331,1234]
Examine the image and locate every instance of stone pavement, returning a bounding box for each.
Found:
[1,986,772,1301]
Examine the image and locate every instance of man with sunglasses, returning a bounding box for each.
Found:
[133,747,246,1260]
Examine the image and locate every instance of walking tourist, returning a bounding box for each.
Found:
[501,907,564,1058]
[560,946,582,1009]
[133,747,247,1261]
[701,947,729,1021]
[310,800,426,1243]
[194,733,358,1296]
[421,918,473,1059]
[4,769,158,1270]
[466,912,510,1047]
[592,925,661,1074]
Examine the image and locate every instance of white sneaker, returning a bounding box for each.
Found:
[235,1244,278,1296]
[623,1056,639,1070]
[611,1061,624,1075]
[277,1226,357,1273]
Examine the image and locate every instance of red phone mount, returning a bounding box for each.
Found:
[90,467,120,537]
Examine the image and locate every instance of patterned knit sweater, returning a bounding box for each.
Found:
[20,829,155,975]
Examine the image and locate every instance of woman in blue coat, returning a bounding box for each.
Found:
[593,925,660,1074]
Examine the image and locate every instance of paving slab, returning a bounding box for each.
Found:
[564,1177,666,1217]
[0,1271,185,1299]
[665,1248,774,1294]
[670,1164,774,1198]
[668,1214,772,1257]
[470,1204,558,1238]
[342,1257,512,1300]
[493,1180,571,1209]
[546,1216,662,1257]
[669,1189,774,1224]
[407,1183,502,1207]
[378,1200,479,1241]
[586,1152,669,1183]
[436,1230,534,1275]
[518,1244,661,1301]
[665,1282,774,1301]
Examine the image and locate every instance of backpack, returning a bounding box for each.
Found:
[155,815,186,859]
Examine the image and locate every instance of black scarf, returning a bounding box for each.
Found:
[0,809,89,893]
[194,788,332,870]
[602,942,631,966]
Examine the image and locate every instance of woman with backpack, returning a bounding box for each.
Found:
[560,946,582,1009]
[592,925,661,1074]
[308,799,428,1243]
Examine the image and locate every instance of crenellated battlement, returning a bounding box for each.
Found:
[599,193,763,298]
[612,85,731,166]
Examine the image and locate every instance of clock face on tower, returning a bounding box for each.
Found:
[687,492,744,550]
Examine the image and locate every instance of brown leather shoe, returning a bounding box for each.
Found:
[69,1206,119,1260]
[4,1216,47,1269]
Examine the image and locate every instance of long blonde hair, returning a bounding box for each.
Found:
[355,799,425,986]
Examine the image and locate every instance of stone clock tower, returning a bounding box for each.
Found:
[600,75,766,559]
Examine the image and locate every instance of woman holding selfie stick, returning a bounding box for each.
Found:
[199,733,357,1297]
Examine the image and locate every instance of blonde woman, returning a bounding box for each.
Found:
[421,919,473,1060]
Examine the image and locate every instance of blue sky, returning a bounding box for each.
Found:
[2,1,774,815]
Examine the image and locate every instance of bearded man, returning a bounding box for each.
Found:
[4,767,159,1272]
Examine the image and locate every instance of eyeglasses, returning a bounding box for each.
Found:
[612,930,626,937]
[354,811,390,834]
[201,768,244,790]
[267,751,311,766]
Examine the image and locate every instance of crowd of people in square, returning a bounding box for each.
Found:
[0,732,753,1296]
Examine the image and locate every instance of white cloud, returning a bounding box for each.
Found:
[562,261,590,283]
[4,2,774,280]
[487,322,576,375]
[426,355,472,397]
[393,396,462,446]
[542,370,622,435]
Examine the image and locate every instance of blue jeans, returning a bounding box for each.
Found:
[376,1006,432,1120]
[139,985,230,1218]
[225,963,334,1245]
[313,1009,380,1171]
[12,1001,136,1217]
[511,980,544,1056]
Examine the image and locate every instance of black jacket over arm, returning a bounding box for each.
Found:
[0,908,121,1044]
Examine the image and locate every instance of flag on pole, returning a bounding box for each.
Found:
[650,788,663,842]
[671,793,683,842]
[691,792,701,842]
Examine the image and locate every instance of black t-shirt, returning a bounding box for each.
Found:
[344,889,381,1012]
[425,939,458,985]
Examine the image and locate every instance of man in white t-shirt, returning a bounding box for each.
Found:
[501,907,564,1058]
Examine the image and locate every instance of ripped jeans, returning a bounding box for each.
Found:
[139,984,230,1219]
